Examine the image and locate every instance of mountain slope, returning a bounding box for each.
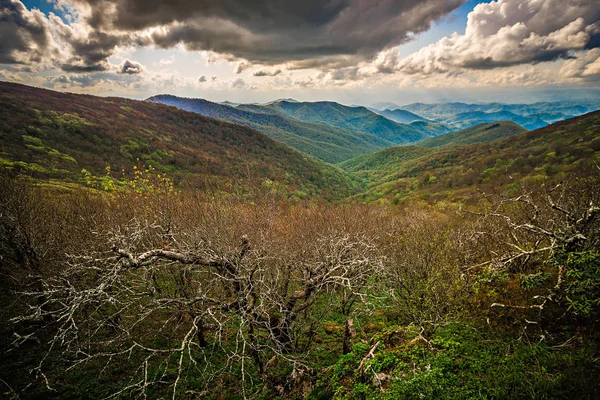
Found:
[341,111,600,203]
[248,100,451,143]
[376,109,426,124]
[417,121,527,148]
[147,95,391,163]
[0,82,352,198]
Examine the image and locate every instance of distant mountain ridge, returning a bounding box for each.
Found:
[376,109,427,124]
[400,101,600,130]
[236,100,451,144]
[147,95,392,163]
[148,95,452,162]
[417,121,528,148]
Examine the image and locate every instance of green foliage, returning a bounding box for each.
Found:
[319,323,600,400]
[559,251,600,318]
[0,82,353,200]
[341,111,600,203]
[417,121,528,148]
[520,271,553,291]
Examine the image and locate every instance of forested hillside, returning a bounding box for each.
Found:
[245,100,451,143]
[0,82,352,198]
[341,111,600,203]
[417,121,527,148]
[147,95,393,163]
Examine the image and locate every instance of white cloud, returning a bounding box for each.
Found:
[560,48,600,80]
[397,0,600,75]
[231,77,246,88]
[158,56,174,65]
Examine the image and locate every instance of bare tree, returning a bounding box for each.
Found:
[465,172,600,322]
[13,199,384,398]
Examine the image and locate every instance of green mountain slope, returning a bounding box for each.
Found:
[418,121,527,148]
[147,95,392,163]
[0,82,352,198]
[341,111,600,203]
[253,100,451,143]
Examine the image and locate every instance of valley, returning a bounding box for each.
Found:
[1,82,599,400]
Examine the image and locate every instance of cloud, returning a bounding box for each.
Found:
[560,48,600,81]
[64,30,127,72]
[158,56,174,65]
[45,73,99,88]
[328,67,360,81]
[68,0,465,68]
[253,68,281,77]
[60,61,110,73]
[0,0,137,73]
[231,77,246,88]
[373,48,400,74]
[398,0,600,75]
[119,59,144,74]
[235,61,250,74]
[198,75,207,82]
[0,0,59,64]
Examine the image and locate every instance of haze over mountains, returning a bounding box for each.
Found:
[392,101,600,130]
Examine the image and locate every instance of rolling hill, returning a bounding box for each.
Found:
[0,82,353,199]
[147,95,392,163]
[417,121,527,148]
[341,111,600,203]
[244,100,451,143]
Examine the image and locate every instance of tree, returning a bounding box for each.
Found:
[14,196,384,398]
[467,171,600,326]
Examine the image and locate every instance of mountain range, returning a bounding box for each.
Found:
[147,95,451,163]
[2,82,600,204]
[399,101,600,130]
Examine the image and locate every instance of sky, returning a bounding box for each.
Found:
[1,0,600,105]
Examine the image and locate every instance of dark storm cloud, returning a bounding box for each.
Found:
[60,62,110,72]
[68,31,124,65]
[253,68,281,77]
[0,0,52,64]
[71,0,466,66]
